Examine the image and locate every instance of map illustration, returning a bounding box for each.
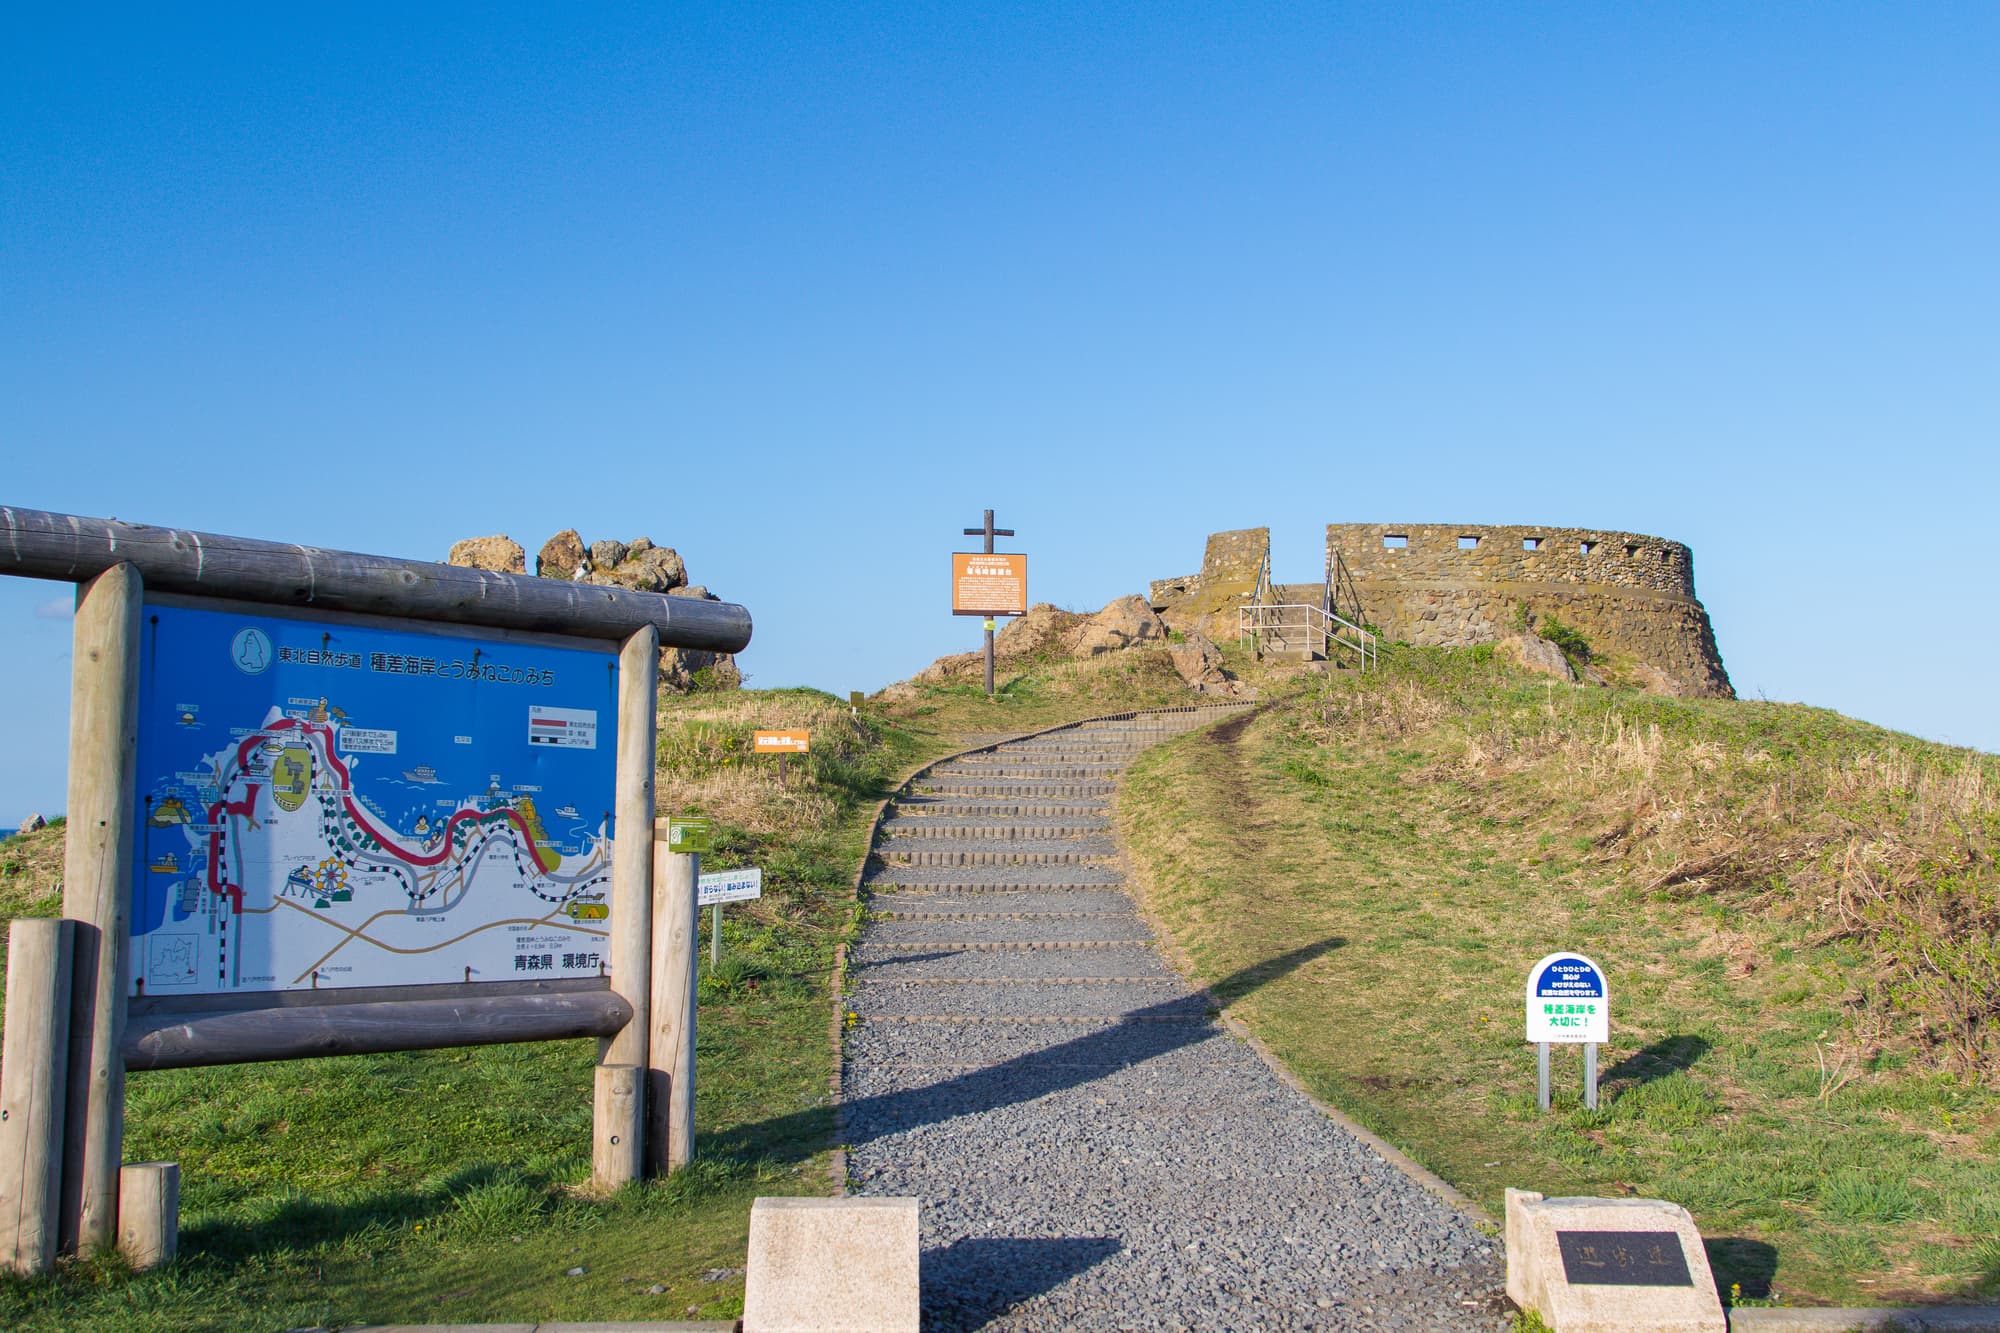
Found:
[132,603,620,995]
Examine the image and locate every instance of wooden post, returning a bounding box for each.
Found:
[594,626,657,1188]
[591,1064,642,1191]
[1,919,75,1275]
[116,1162,177,1269]
[62,562,142,1256]
[649,834,698,1174]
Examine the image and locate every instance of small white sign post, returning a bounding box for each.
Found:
[1525,952,1609,1112]
[696,868,763,970]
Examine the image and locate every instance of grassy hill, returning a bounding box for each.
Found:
[1118,646,1999,1309]
[0,650,1196,1331]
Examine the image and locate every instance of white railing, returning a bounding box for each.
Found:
[1238,602,1378,671]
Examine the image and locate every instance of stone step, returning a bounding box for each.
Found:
[879,822,1108,840]
[948,758,1128,772]
[868,872,1136,892]
[863,915,1152,946]
[864,888,1138,915]
[914,781,1116,797]
[889,800,1108,818]
[873,847,1114,868]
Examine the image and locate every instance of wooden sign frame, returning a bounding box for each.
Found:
[0,506,752,1268]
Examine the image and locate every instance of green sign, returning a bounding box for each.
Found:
[666,816,712,854]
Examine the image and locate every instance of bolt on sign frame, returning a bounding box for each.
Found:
[0,507,750,1271]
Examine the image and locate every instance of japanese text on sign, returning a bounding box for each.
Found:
[951,552,1028,616]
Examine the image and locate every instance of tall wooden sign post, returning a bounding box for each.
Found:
[0,507,751,1274]
[953,510,1026,697]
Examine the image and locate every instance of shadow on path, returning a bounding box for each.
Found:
[710,938,1342,1167]
[922,1235,1123,1331]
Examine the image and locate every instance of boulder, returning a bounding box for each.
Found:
[660,644,741,693]
[1067,595,1169,657]
[537,529,590,580]
[1495,633,1575,683]
[20,812,46,833]
[446,535,527,575]
[995,604,1085,660]
[1169,632,1233,691]
[589,539,629,570]
[669,584,717,601]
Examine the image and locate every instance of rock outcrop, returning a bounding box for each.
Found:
[1169,632,1242,694]
[1068,595,1169,657]
[537,530,590,580]
[1494,633,1575,683]
[446,535,528,575]
[448,528,735,692]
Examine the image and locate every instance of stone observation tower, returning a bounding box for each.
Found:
[1150,524,1732,698]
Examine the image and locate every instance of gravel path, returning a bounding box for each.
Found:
[843,710,1507,1330]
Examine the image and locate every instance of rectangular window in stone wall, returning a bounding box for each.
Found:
[1524,537,1543,551]
[1459,535,1480,549]
[1580,540,1598,555]
[1384,534,1408,549]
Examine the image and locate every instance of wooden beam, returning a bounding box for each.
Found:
[121,990,632,1069]
[649,835,698,1174]
[62,563,142,1256]
[0,505,751,652]
[0,919,74,1275]
[594,626,657,1187]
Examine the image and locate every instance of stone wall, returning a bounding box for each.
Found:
[1148,523,1733,698]
[1326,524,1730,697]
[1146,527,1269,637]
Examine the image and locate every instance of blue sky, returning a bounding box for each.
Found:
[3,3,1995,820]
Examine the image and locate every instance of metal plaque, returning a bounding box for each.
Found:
[1556,1230,1693,1287]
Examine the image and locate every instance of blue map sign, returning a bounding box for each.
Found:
[1525,951,1609,1043]
[130,601,620,996]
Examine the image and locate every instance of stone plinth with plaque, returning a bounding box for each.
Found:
[1506,1189,1725,1332]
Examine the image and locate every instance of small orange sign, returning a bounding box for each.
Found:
[952,552,1028,616]
[754,730,810,754]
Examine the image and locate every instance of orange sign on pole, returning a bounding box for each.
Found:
[951,552,1028,616]
[753,730,810,754]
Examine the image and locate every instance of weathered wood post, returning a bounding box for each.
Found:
[591,1064,643,1190]
[116,1162,177,1269]
[593,626,658,1187]
[649,826,698,1174]
[62,562,143,1256]
[0,919,75,1274]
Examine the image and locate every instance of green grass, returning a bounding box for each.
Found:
[1119,648,2000,1308]
[0,657,1205,1330]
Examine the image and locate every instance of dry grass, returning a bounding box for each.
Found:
[1119,647,2000,1306]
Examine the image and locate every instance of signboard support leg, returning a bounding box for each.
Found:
[61,562,142,1256]
[592,1065,642,1190]
[595,625,658,1188]
[1537,1041,1551,1113]
[649,846,698,1175]
[1584,1042,1599,1110]
[711,904,722,970]
[983,623,995,697]
[0,919,75,1275]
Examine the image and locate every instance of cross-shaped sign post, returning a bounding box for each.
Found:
[958,509,1020,697]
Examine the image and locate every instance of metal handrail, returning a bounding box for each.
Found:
[1238,602,1378,671]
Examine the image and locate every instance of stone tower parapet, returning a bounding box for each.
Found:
[1148,523,1732,698]
[1328,523,1730,697]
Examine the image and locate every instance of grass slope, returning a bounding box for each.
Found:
[1119,649,2000,1310]
[0,651,1199,1330]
